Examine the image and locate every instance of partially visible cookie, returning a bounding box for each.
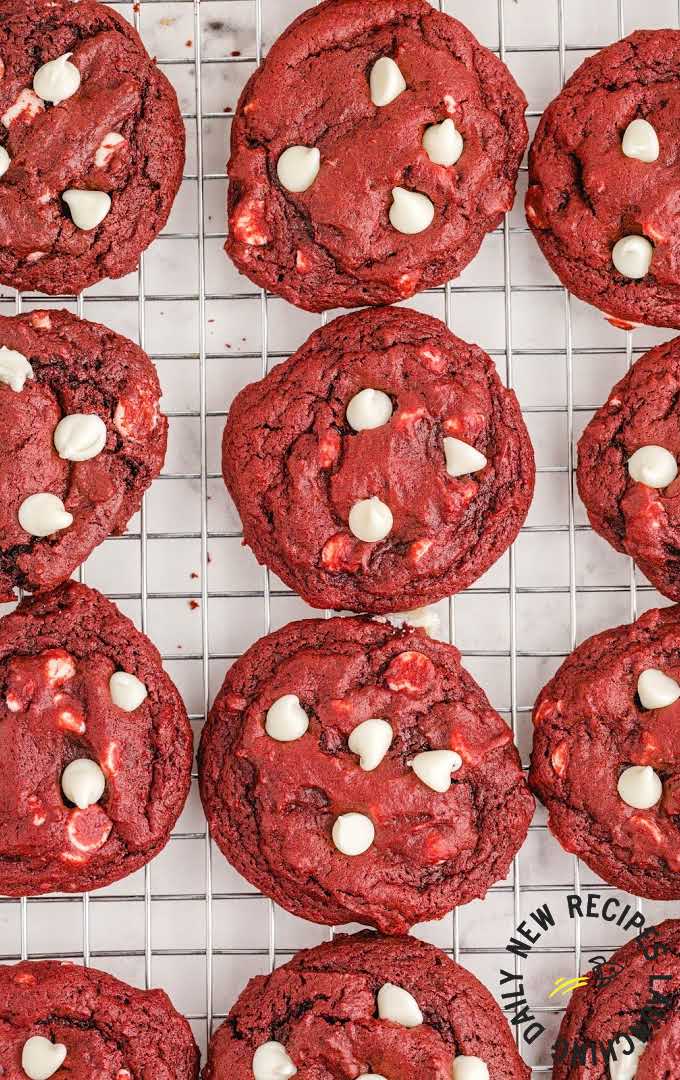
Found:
[0,0,185,295]
[0,308,166,598]
[527,30,680,329]
[0,960,199,1079]
[226,0,527,311]
[0,582,193,896]
[577,336,680,601]
[204,931,530,1080]
[530,604,680,899]
[199,615,533,933]
[223,306,534,614]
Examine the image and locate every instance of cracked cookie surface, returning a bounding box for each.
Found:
[225,0,527,311]
[530,605,680,899]
[0,0,184,296]
[222,306,534,614]
[527,30,680,328]
[204,931,530,1080]
[0,960,199,1078]
[0,309,166,597]
[199,616,533,933]
[0,582,193,896]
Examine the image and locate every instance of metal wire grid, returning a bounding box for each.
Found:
[0,0,679,1074]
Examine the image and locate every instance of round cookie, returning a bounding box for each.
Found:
[226,0,528,311]
[577,336,680,601]
[0,960,199,1078]
[0,0,185,296]
[530,604,680,900]
[0,308,166,598]
[554,919,680,1078]
[0,581,193,896]
[222,306,535,614]
[199,616,534,933]
[527,30,680,329]
[204,931,530,1080]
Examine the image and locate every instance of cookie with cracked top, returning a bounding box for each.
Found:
[0,0,185,296]
[199,615,534,933]
[530,604,680,900]
[0,581,193,896]
[203,931,530,1080]
[577,335,680,601]
[0,960,199,1078]
[226,0,528,311]
[527,30,680,329]
[0,308,166,598]
[222,306,534,614]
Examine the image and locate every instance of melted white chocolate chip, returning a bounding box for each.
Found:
[54,414,107,461]
[377,983,423,1027]
[265,694,309,742]
[452,1057,490,1080]
[622,118,659,163]
[370,56,406,107]
[617,765,662,810]
[637,668,680,709]
[18,493,72,537]
[276,146,320,193]
[0,346,33,391]
[348,497,393,542]
[608,1035,647,1080]
[348,718,393,771]
[423,118,463,166]
[346,388,393,431]
[627,445,677,488]
[33,53,81,104]
[21,1036,67,1080]
[389,187,434,234]
[612,235,654,279]
[61,758,106,810]
[443,437,487,478]
[0,145,9,178]
[109,671,147,712]
[252,1041,297,1080]
[62,189,111,231]
[332,812,375,856]
[409,749,463,793]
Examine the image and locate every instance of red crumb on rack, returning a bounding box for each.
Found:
[189,600,199,610]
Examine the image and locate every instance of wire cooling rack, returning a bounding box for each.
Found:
[2,0,680,1075]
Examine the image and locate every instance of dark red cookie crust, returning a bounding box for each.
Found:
[226,0,528,312]
[530,605,680,900]
[204,932,530,1080]
[0,309,166,598]
[0,960,199,1079]
[199,616,533,933]
[0,582,193,896]
[577,336,680,601]
[554,919,680,1079]
[223,306,534,614]
[0,0,185,296]
[527,30,680,329]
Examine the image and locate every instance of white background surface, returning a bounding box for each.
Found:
[2,1,680,1076]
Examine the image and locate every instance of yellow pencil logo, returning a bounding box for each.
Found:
[548,974,591,998]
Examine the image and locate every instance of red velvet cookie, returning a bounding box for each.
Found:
[0,582,193,896]
[223,307,534,614]
[554,919,680,1078]
[530,604,680,899]
[527,30,680,329]
[0,960,199,1079]
[0,0,185,296]
[204,931,530,1080]
[577,336,680,601]
[199,616,533,933]
[226,0,528,312]
[0,309,166,598]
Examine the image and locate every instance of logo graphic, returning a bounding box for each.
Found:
[548,974,590,998]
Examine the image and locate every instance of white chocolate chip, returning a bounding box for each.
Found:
[0,346,33,391]
[377,983,423,1028]
[409,749,462,793]
[276,146,320,193]
[109,671,147,712]
[370,56,406,107]
[53,414,107,461]
[265,694,309,742]
[389,187,434,235]
[452,1058,490,1080]
[357,1075,387,1080]
[61,758,106,810]
[94,131,125,168]
[332,812,375,856]
[33,53,81,104]
[348,718,393,771]
[0,145,9,178]
[386,606,440,639]
[62,189,111,231]
[627,445,678,488]
[617,765,662,810]
[21,1036,67,1080]
[18,493,72,537]
[612,235,654,279]
[608,1035,647,1080]
[637,668,680,710]
[622,118,659,163]
[2,89,44,129]
[348,497,393,542]
[346,389,393,432]
[443,437,487,478]
[252,1042,297,1080]
[423,118,463,166]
